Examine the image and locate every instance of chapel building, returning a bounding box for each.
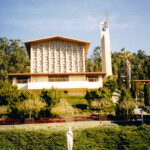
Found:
[8,36,106,96]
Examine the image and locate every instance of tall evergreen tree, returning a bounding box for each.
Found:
[117,71,122,90]
[144,84,150,106]
[125,76,129,89]
[130,78,136,98]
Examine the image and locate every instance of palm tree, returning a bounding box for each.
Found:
[120,48,132,86]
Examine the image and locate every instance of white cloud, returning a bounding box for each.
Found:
[3,15,102,32]
[110,15,139,30]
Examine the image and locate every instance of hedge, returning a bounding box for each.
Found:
[0,125,150,150]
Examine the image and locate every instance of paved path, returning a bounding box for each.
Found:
[112,91,120,104]
[112,90,150,115]
[134,105,150,115]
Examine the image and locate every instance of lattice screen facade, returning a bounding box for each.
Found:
[30,40,85,73]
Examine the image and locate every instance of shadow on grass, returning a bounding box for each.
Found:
[113,120,150,126]
[73,104,88,110]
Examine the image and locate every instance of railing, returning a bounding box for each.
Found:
[88,78,98,82]
[15,78,99,83]
[16,79,28,84]
[49,78,69,82]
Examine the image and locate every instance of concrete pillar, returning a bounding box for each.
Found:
[100,21,112,81]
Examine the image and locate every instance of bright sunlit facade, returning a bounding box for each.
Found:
[8,36,106,96]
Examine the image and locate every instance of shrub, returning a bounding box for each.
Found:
[116,88,136,118]
[103,75,117,94]
[17,98,46,119]
[91,98,114,113]
[40,87,66,108]
[85,87,114,113]
[51,99,76,116]
[85,87,111,104]
[144,84,150,106]
[0,125,150,150]
[66,96,88,105]
[0,105,9,118]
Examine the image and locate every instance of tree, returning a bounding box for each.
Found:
[139,85,144,103]
[0,106,9,118]
[85,46,102,72]
[130,78,137,98]
[8,39,30,73]
[85,58,94,72]
[116,88,135,118]
[0,80,38,118]
[51,99,76,117]
[0,38,30,81]
[103,76,117,94]
[117,71,122,90]
[0,37,10,80]
[85,87,114,113]
[144,84,150,106]
[0,80,21,106]
[91,98,114,113]
[40,87,66,108]
[125,76,130,89]
[17,98,46,119]
[91,46,102,72]
[119,99,135,116]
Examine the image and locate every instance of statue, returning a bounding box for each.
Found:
[66,127,73,150]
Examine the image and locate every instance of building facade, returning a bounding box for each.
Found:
[8,36,106,96]
[30,39,85,73]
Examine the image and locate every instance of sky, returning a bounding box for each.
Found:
[0,0,150,57]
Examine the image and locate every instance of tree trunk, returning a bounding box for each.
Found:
[29,110,32,118]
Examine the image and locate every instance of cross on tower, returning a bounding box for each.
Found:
[104,12,109,27]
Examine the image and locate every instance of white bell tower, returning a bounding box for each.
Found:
[100,12,112,80]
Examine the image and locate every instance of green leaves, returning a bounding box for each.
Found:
[103,76,117,94]
[40,87,66,108]
[0,37,30,81]
[144,84,150,106]
[116,88,135,117]
[85,87,114,113]
[85,46,102,72]
[17,98,46,118]
[0,125,150,150]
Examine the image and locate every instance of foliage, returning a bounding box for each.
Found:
[138,84,144,103]
[117,70,122,90]
[0,105,9,117]
[66,95,88,105]
[0,37,30,81]
[0,80,38,119]
[66,95,88,114]
[144,84,150,106]
[111,49,150,80]
[103,75,117,94]
[39,87,67,117]
[85,87,111,104]
[119,88,132,102]
[51,99,76,116]
[85,87,114,113]
[17,98,46,119]
[91,98,114,113]
[130,78,137,98]
[116,88,135,117]
[85,46,102,72]
[0,80,21,106]
[0,125,150,150]
[40,87,66,108]
[125,76,129,89]
[19,90,36,101]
